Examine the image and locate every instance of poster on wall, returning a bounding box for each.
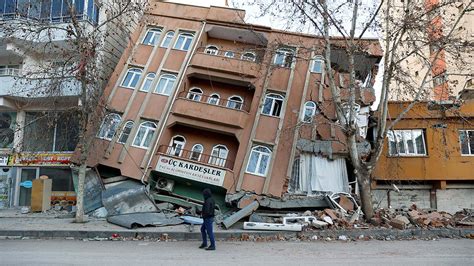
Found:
[0,112,16,149]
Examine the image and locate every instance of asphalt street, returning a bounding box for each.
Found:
[0,239,472,265]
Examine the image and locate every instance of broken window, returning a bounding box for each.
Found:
[388,129,427,156]
[24,111,79,152]
[154,73,176,95]
[190,144,204,161]
[209,145,228,167]
[168,135,186,157]
[342,102,360,124]
[262,93,284,117]
[132,121,157,149]
[241,52,256,62]
[97,113,121,141]
[246,145,272,176]
[224,51,235,58]
[273,47,295,68]
[289,154,349,194]
[302,101,317,123]
[117,121,134,144]
[205,45,219,55]
[459,130,474,155]
[121,68,143,89]
[187,87,203,101]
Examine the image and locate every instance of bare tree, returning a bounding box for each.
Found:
[1,0,144,222]
[233,0,473,219]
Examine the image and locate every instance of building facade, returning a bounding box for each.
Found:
[88,1,381,208]
[0,0,140,208]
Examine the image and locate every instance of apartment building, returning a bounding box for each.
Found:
[0,0,140,208]
[88,1,381,209]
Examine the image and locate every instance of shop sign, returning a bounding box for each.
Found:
[0,155,9,166]
[10,153,73,166]
[156,155,225,186]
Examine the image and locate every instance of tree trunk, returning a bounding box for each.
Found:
[357,166,374,220]
[74,162,87,223]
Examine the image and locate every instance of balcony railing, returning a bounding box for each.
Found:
[177,91,251,113]
[158,145,234,170]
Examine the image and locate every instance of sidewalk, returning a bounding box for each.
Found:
[1,209,473,241]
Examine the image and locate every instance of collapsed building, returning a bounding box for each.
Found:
[85,1,381,215]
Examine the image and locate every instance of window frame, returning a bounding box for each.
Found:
[262,93,284,117]
[190,144,204,161]
[173,32,194,51]
[187,87,203,101]
[310,56,324,73]
[140,72,156,92]
[154,73,177,95]
[273,47,295,68]
[227,95,244,110]
[168,135,186,157]
[302,101,317,123]
[241,52,256,62]
[117,121,134,144]
[97,113,122,141]
[224,51,235,58]
[142,28,162,46]
[131,121,157,149]
[120,68,143,89]
[204,45,219,55]
[459,129,474,156]
[246,145,272,176]
[387,129,427,157]
[207,93,220,105]
[161,31,175,48]
[209,144,229,167]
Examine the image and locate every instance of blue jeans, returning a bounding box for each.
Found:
[200,217,215,247]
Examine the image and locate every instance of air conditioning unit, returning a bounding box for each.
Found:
[155,178,175,192]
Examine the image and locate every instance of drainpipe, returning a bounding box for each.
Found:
[140,21,207,184]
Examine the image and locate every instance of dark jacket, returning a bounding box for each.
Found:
[201,188,215,219]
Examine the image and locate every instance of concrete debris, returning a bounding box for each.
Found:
[322,216,334,225]
[91,207,108,218]
[338,235,348,241]
[243,222,302,232]
[222,201,259,229]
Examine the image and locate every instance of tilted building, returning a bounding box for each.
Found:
[88,1,381,209]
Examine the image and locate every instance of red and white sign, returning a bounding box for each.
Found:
[156,155,225,186]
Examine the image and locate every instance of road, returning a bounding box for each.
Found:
[0,239,472,265]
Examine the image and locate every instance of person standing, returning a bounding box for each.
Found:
[199,188,216,250]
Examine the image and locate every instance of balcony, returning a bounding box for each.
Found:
[171,91,250,129]
[0,75,81,98]
[189,48,261,79]
[157,145,234,170]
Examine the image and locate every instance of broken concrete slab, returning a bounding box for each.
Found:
[222,201,259,229]
[243,222,302,232]
[107,212,183,229]
[258,195,328,209]
[102,180,158,216]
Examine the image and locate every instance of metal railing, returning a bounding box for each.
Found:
[177,91,251,112]
[158,145,234,170]
[0,68,20,76]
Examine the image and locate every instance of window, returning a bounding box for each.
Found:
[168,135,186,157]
[302,101,317,122]
[246,145,272,176]
[227,95,243,110]
[342,102,360,124]
[262,93,284,117]
[132,121,156,148]
[98,113,121,140]
[273,48,295,68]
[208,94,220,105]
[209,145,228,167]
[205,45,219,55]
[0,65,20,76]
[173,32,194,51]
[121,68,143,89]
[459,130,474,155]
[388,129,426,156]
[241,52,256,62]
[161,31,175,48]
[224,51,234,58]
[140,73,155,92]
[187,87,203,101]
[154,73,176,95]
[190,144,204,161]
[311,56,324,73]
[23,111,79,152]
[118,121,134,144]
[142,28,162,46]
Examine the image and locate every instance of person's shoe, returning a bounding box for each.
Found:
[199,244,207,249]
[205,246,216,251]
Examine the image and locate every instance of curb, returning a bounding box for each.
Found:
[0,228,472,241]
